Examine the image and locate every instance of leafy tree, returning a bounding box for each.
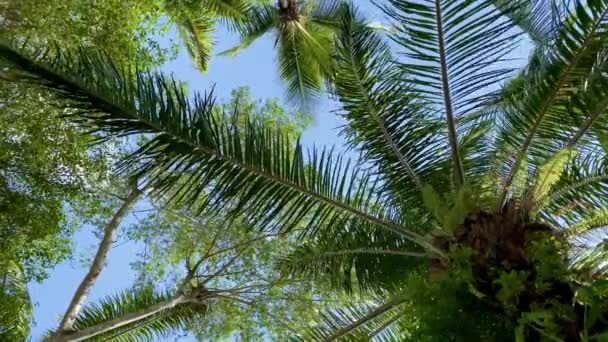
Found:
[5,0,608,341]
[0,1,173,339]
[42,87,317,341]
[0,0,171,68]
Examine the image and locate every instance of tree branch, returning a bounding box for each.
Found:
[50,180,142,339]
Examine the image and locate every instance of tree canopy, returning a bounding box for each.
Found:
[5,0,608,341]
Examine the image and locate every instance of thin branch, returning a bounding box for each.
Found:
[200,249,246,285]
[51,181,142,338]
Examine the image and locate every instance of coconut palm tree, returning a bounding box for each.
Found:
[219,0,348,107]
[3,0,608,339]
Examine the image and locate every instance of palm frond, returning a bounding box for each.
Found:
[565,209,608,240]
[277,21,326,108]
[492,0,569,45]
[217,4,278,57]
[308,0,346,29]
[296,295,408,342]
[50,287,203,342]
[332,3,446,204]
[0,43,439,254]
[496,0,608,205]
[526,147,574,213]
[569,240,608,278]
[278,219,429,292]
[0,263,32,341]
[174,12,215,73]
[542,156,608,233]
[385,0,520,187]
[201,0,249,21]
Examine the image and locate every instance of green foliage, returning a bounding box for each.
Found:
[1,0,171,68]
[528,148,575,214]
[7,0,608,340]
[0,262,32,341]
[225,0,348,107]
[0,81,113,281]
[398,273,512,342]
[495,270,529,309]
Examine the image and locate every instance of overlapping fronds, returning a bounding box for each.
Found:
[496,0,608,204]
[569,240,608,278]
[278,20,327,107]
[201,0,249,22]
[278,219,429,292]
[542,151,608,227]
[174,11,215,72]
[492,0,569,45]
[0,43,436,253]
[332,4,447,205]
[223,1,346,108]
[166,0,251,72]
[385,0,521,186]
[218,4,278,57]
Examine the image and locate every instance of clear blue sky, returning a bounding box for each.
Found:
[26,2,384,340]
[26,2,531,340]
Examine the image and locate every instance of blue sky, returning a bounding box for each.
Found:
[26,1,532,340]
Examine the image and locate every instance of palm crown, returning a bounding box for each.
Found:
[220,0,347,107]
[3,0,608,339]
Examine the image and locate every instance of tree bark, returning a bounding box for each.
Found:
[56,295,188,342]
[50,183,142,339]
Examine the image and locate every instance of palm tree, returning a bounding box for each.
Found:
[219,0,347,107]
[3,0,608,339]
[45,286,207,342]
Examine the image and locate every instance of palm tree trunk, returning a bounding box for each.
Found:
[52,183,142,337]
[278,0,298,21]
[57,295,188,342]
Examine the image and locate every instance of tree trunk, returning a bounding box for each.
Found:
[56,295,188,342]
[51,184,142,338]
[278,0,299,21]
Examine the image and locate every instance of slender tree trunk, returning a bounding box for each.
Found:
[58,295,188,342]
[50,183,142,339]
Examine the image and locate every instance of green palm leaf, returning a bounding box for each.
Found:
[0,43,439,255]
[296,294,408,342]
[496,0,608,205]
[48,287,204,342]
[278,219,429,292]
[384,0,520,186]
[543,152,608,227]
[174,11,215,72]
[0,262,32,341]
[217,4,278,57]
[492,0,568,45]
[332,4,446,203]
